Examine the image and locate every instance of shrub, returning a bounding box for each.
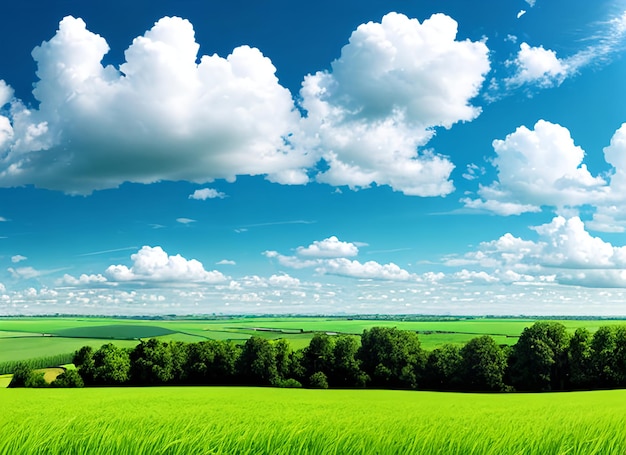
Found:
[309,371,329,389]
[52,369,84,388]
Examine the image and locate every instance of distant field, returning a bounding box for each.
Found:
[1,387,625,454]
[2,316,626,366]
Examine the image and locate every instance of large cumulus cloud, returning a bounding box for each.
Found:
[0,13,490,196]
[0,16,309,193]
[298,12,490,196]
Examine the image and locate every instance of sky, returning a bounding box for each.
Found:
[1,0,626,316]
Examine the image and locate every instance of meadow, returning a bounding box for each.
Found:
[1,387,625,454]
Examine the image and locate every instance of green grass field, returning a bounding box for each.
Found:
[2,316,626,368]
[1,387,625,454]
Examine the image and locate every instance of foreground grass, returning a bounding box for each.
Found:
[1,387,625,454]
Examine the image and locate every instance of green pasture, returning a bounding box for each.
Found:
[1,387,625,454]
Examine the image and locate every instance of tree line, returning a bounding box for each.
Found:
[10,322,626,392]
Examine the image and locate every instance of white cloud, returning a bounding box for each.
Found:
[506,43,568,88]
[176,218,196,224]
[189,188,226,200]
[8,266,44,280]
[449,216,626,288]
[0,216,7,222]
[60,273,108,286]
[11,255,27,263]
[268,273,301,288]
[464,120,607,215]
[517,10,527,19]
[216,259,236,266]
[0,16,309,194]
[317,258,414,281]
[525,0,536,6]
[105,246,227,284]
[297,12,490,196]
[502,11,626,92]
[296,236,359,258]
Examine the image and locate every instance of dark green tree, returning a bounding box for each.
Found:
[423,344,463,391]
[358,327,426,389]
[51,369,84,388]
[237,337,278,385]
[568,328,593,389]
[308,371,329,389]
[331,335,367,387]
[8,362,47,388]
[461,336,507,392]
[92,343,131,385]
[130,339,174,385]
[185,340,239,384]
[508,322,570,391]
[303,333,336,379]
[73,345,96,385]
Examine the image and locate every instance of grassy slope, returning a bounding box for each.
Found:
[1,387,625,454]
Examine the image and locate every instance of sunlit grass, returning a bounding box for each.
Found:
[1,387,625,454]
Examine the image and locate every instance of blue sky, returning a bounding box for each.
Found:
[1,0,626,316]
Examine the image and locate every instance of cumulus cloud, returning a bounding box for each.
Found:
[517,10,527,19]
[189,188,226,200]
[0,13,494,197]
[505,43,568,88]
[463,120,607,215]
[0,16,309,194]
[296,236,359,258]
[60,273,108,286]
[449,216,626,288]
[503,11,626,92]
[176,218,196,224]
[265,235,415,281]
[317,258,413,281]
[11,255,27,263]
[105,246,227,284]
[297,12,490,196]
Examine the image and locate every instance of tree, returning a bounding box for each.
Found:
[423,344,463,391]
[590,325,626,388]
[508,322,570,392]
[237,337,278,386]
[568,328,593,389]
[92,343,131,385]
[308,371,329,389]
[8,362,45,388]
[303,333,335,379]
[185,340,239,384]
[358,327,426,389]
[331,335,367,387]
[51,369,84,388]
[73,345,96,385]
[130,339,174,385]
[460,336,507,392]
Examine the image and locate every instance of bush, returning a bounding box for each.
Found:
[8,363,48,388]
[309,371,329,389]
[52,369,84,388]
[273,378,302,388]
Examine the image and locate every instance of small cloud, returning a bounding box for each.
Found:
[517,10,527,19]
[150,224,165,229]
[0,217,7,222]
[189,188,227,200]
[525,0,536,6]
[11,255,27,263]
[505,34,518,43]
[217,259,236,266]
[106,245,227,284]
[176,218,196,224]
[8,266,42,280]
[462,163,486,181]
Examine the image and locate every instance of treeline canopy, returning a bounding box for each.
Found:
[15,322,626,392]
